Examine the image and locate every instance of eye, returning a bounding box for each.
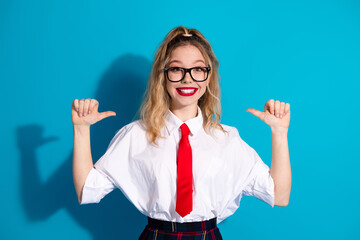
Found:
[169,67,181,72]
[194,67,206,72]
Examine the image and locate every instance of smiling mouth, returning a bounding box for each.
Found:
[176,87,198,96]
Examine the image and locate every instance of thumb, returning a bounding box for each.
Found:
[98,111,116,121]
[246,108,264,120]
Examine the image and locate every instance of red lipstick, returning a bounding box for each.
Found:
[176,87,198,96]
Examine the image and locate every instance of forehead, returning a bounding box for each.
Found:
[169,44,205,62]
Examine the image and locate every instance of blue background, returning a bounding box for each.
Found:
[1,0,359,239]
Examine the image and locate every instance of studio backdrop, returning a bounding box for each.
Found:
[1,0,359,239]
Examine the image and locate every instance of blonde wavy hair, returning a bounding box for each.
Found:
[140,26,227,145]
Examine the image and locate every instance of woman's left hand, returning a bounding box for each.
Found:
[246,99,290,132]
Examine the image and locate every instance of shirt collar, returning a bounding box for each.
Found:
[165,106,203,137]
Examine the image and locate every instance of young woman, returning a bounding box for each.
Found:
[72,26,291,240]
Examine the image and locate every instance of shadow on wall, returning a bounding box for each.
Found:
[16,54,151,240]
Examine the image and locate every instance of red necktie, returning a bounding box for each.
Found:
[176,123,193,217]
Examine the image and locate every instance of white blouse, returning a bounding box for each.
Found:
[80,107,275,224]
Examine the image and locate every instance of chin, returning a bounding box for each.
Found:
[172,97,198,108]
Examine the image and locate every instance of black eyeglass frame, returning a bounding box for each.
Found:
[163,66,211,82]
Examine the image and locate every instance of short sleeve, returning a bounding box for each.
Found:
[240,137,275,207]
[80,167,116,204]
[228,126,275,208]
[80,123,141,207]
[242,155,275,207]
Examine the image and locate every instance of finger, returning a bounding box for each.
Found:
[280,102,286,118]
[83,98,91,116]
[98,111,116,121]
[89,99,98,114]
[73,99,79,112]
[266,99,275,115]
[246,108,265,121]
[284,103,290,115]
[79,99,84,117]
[275,100,280,117]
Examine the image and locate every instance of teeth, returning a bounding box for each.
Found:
[178,89,196,93]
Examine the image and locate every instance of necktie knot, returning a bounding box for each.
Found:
[180,123,190,137]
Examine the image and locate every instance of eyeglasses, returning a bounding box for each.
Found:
[163,66,211,82]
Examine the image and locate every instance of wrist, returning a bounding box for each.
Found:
[270,126,288,136]
[73,124,90,134]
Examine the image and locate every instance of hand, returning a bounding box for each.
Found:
[246,99,290,131]
[71,98,116,126]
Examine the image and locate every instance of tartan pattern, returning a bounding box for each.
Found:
[138,217,223,240]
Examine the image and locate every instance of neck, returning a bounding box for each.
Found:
[170,103,198,122]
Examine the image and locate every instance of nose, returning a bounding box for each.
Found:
[181,70,193,83]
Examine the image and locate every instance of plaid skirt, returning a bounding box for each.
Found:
[138,217,223,240]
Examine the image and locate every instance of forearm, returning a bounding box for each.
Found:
[72,125,94,203]
[269,127,291,206]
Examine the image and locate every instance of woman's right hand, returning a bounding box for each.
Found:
[71,98,116,126]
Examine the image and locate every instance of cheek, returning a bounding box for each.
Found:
[166,83,175,97]
[198,83,208,96]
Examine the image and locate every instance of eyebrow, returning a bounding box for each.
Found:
[169,59,205,65]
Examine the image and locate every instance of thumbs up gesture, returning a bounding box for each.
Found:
[71,98,116,126]
[246,99,290,132]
